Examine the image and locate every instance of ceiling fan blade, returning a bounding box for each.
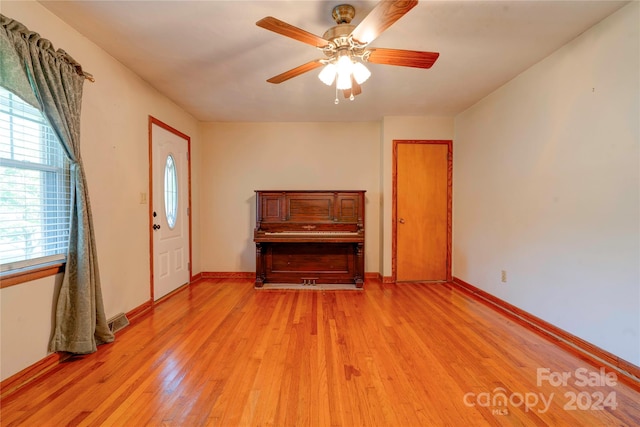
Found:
[350,75,362,96]
[266,60,324,84]
[367,48,439,69]
[257,16,330,48]
[350,0,418,45]
[343,77,362,99]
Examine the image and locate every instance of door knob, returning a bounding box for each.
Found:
[399,218,405,224]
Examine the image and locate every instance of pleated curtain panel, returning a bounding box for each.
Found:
[0,14,114,353]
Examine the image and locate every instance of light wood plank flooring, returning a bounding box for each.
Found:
[1,279,639,426]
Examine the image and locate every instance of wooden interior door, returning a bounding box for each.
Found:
[394,141,451,282]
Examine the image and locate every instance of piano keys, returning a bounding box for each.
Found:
[254,190,365,288]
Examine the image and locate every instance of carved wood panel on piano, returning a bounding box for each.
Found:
[254,191,365,288]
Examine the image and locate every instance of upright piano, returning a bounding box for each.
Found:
[254,190,365,288]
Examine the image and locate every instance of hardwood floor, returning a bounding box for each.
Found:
[1,278,639,426]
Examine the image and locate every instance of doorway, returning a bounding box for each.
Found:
[150,117,191,300]
[393,140,452,282]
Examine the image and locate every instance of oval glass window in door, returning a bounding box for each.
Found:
[164,154,178,229]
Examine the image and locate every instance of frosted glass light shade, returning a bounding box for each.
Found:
[318,63,336,85]
[352,62,371,84]
[336,70,352,90]
[335,55,353,90]
[336,55,353,76]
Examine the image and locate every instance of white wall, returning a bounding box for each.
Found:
[0,275,61,381]
[199,122,381,274]
[0,1,201,381]
[453,3,639,365]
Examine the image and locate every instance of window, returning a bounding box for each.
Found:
[164,154,178,229]
[0,86,71,273]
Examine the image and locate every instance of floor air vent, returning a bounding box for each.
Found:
[108,313,130,334]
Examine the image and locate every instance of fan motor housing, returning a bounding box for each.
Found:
[323,24,355,42]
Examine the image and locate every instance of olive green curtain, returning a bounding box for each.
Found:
[0,14,114,353]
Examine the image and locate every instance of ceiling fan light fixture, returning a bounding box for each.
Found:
[318,63,337,85]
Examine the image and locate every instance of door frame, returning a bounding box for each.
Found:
[148,116,193,301]
[392,140,453,283]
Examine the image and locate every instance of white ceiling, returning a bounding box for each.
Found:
[38,0,628,122]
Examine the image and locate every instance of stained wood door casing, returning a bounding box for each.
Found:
[394,141,451,282]
[150,118,192,300]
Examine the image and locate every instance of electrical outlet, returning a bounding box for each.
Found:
[501,270,507,283]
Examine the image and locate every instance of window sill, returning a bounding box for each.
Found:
[0,263,65,289]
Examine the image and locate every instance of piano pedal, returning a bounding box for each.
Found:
[302,278,318,286]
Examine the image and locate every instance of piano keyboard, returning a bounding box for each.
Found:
[263,231,358,236]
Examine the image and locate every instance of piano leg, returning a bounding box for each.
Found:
[355,242,364,288]
[255,243,265,287]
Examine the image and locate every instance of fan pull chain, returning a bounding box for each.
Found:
[334,85,339,104]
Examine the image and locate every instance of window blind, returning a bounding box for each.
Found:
[0,86,71,272]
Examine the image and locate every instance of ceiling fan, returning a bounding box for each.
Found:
[256,0,439,102]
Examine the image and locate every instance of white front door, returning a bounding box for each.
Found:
[151,119,190,300]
